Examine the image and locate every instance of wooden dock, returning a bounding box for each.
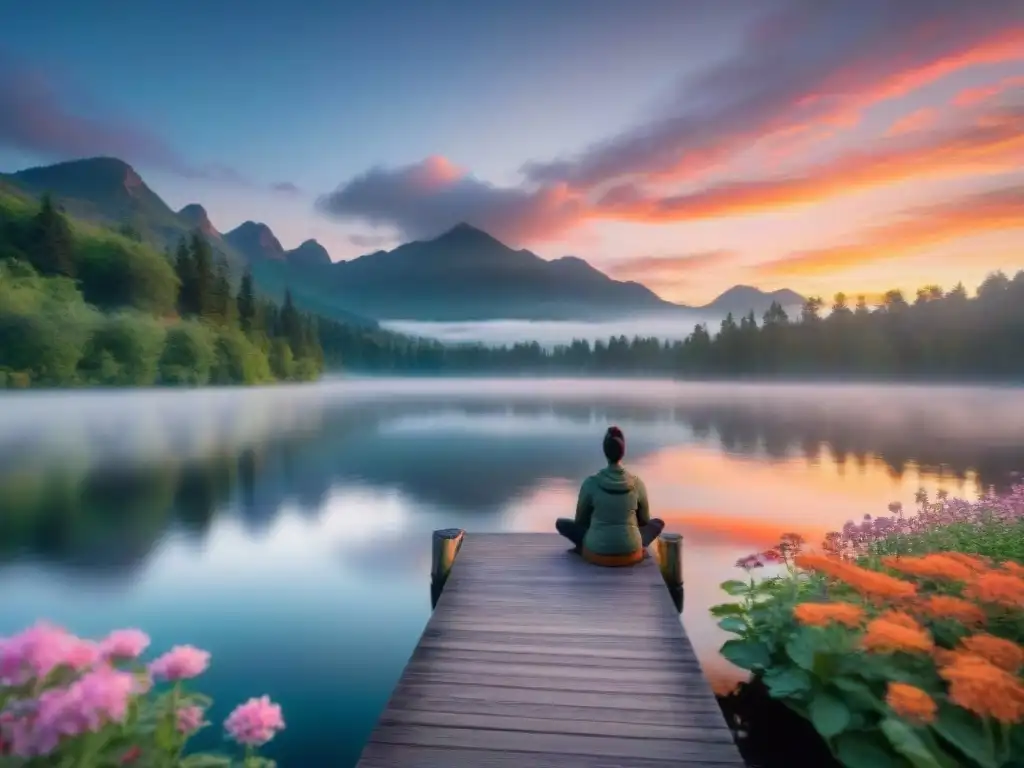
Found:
[356,532,745,767]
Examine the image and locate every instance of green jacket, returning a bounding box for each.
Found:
[574,465,651,555]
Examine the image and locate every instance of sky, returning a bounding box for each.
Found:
[0,0,1022,305]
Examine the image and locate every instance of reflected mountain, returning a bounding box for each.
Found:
[2,382,1023,574]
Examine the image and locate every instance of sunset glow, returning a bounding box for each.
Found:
[1,1,1022,305]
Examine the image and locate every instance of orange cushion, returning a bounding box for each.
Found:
[581,547,644,567]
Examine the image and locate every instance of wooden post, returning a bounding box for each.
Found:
[430,528,465,609]
[656,532,684,613]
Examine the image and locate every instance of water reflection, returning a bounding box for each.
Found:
[1,380,1023,764]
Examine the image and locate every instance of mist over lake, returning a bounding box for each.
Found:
[380,315,724,347]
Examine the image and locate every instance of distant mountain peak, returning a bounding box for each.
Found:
[703,285,806,313]
[224,220,286,261]
[433,221,502,245]
[286,238,332,268]
[179,203,208,217]
[13,156,149,198]
[178,203,220,238]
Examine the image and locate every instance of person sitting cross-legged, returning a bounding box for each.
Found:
[555,426,665,566]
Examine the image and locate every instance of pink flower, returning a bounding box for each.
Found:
[10,667,137,756]
[148,646,209,681]
[99,629,150,661]
[0,622,97,685]
[177,705,206,735]
[224,696,285,747]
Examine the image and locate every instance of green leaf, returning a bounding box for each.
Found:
[762,667,813,699]
[717,617,747,634]
[832,676,883,713]
[785,627,820,672]
[179,755,233,768]
[709,602,745,617]
[880,718,945,768]
[835,732,909,768]
[810,690,851,738]
[720,639,772,671]
[720,579,748,596]
[930,704,999,768]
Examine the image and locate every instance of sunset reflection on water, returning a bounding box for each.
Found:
[507,440,981,691]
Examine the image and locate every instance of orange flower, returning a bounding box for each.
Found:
[841,566,917,601]
[938,552,991,573]
[877,610,924,629]
[861,617,933,654]
[793,602,865,628]
[939,653,1024,724]
[965,572,1024,609]
[933,648,959,667]
[959,633,1024,673]
[1001,561,1024,578]
[885,682,937,725]
[795,553,917,600]
[882,555,974,582]
[794,553,853,580]
[918,595,987,625]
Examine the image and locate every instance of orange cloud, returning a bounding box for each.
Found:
[755,184,1024,277]
[605,250,738,283]
[886,107,939,136]
[591,107,1024,223]
[952,74,1024,107]
[641,28,1024,187]
[854,28,1024,104]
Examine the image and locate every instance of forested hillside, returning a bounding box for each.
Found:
[0,189,443,386]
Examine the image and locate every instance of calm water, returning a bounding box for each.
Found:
[2,378,1024,765]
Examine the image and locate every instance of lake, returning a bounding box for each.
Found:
[2,378,1024,765]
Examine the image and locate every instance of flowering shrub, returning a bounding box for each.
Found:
[823,485,1024,564]
[0,622,284,767]
[712,490,1024,768]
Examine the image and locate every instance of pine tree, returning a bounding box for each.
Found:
[210,257,235,325]
[189,231,214,319]
[237,269,256,333]
[29,194,76,277]
[280,289,302,354]
[174,237,197,316]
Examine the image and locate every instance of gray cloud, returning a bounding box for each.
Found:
[347,233,394,250]
[271,181,302,195]
[0,50,294,195]
[316,156,586,244]
[0,50,192,173]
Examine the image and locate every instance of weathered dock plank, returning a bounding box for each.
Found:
[357,533,745,767]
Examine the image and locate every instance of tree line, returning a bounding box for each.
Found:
[304,272,1024,380]
[428,274,1024,379]
[3,188,1024,384]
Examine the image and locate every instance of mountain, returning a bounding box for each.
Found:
[328,223,676,321]
[224,221,286,262]
[178,204,221,240]
[3,158,373,328]
[10,157,187,246]
[3,157,805,324]
[286,239,332,268]
[701,285,805,315]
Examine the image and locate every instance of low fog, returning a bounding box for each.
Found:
[3,380,1024,475]
[380,316,725,348]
